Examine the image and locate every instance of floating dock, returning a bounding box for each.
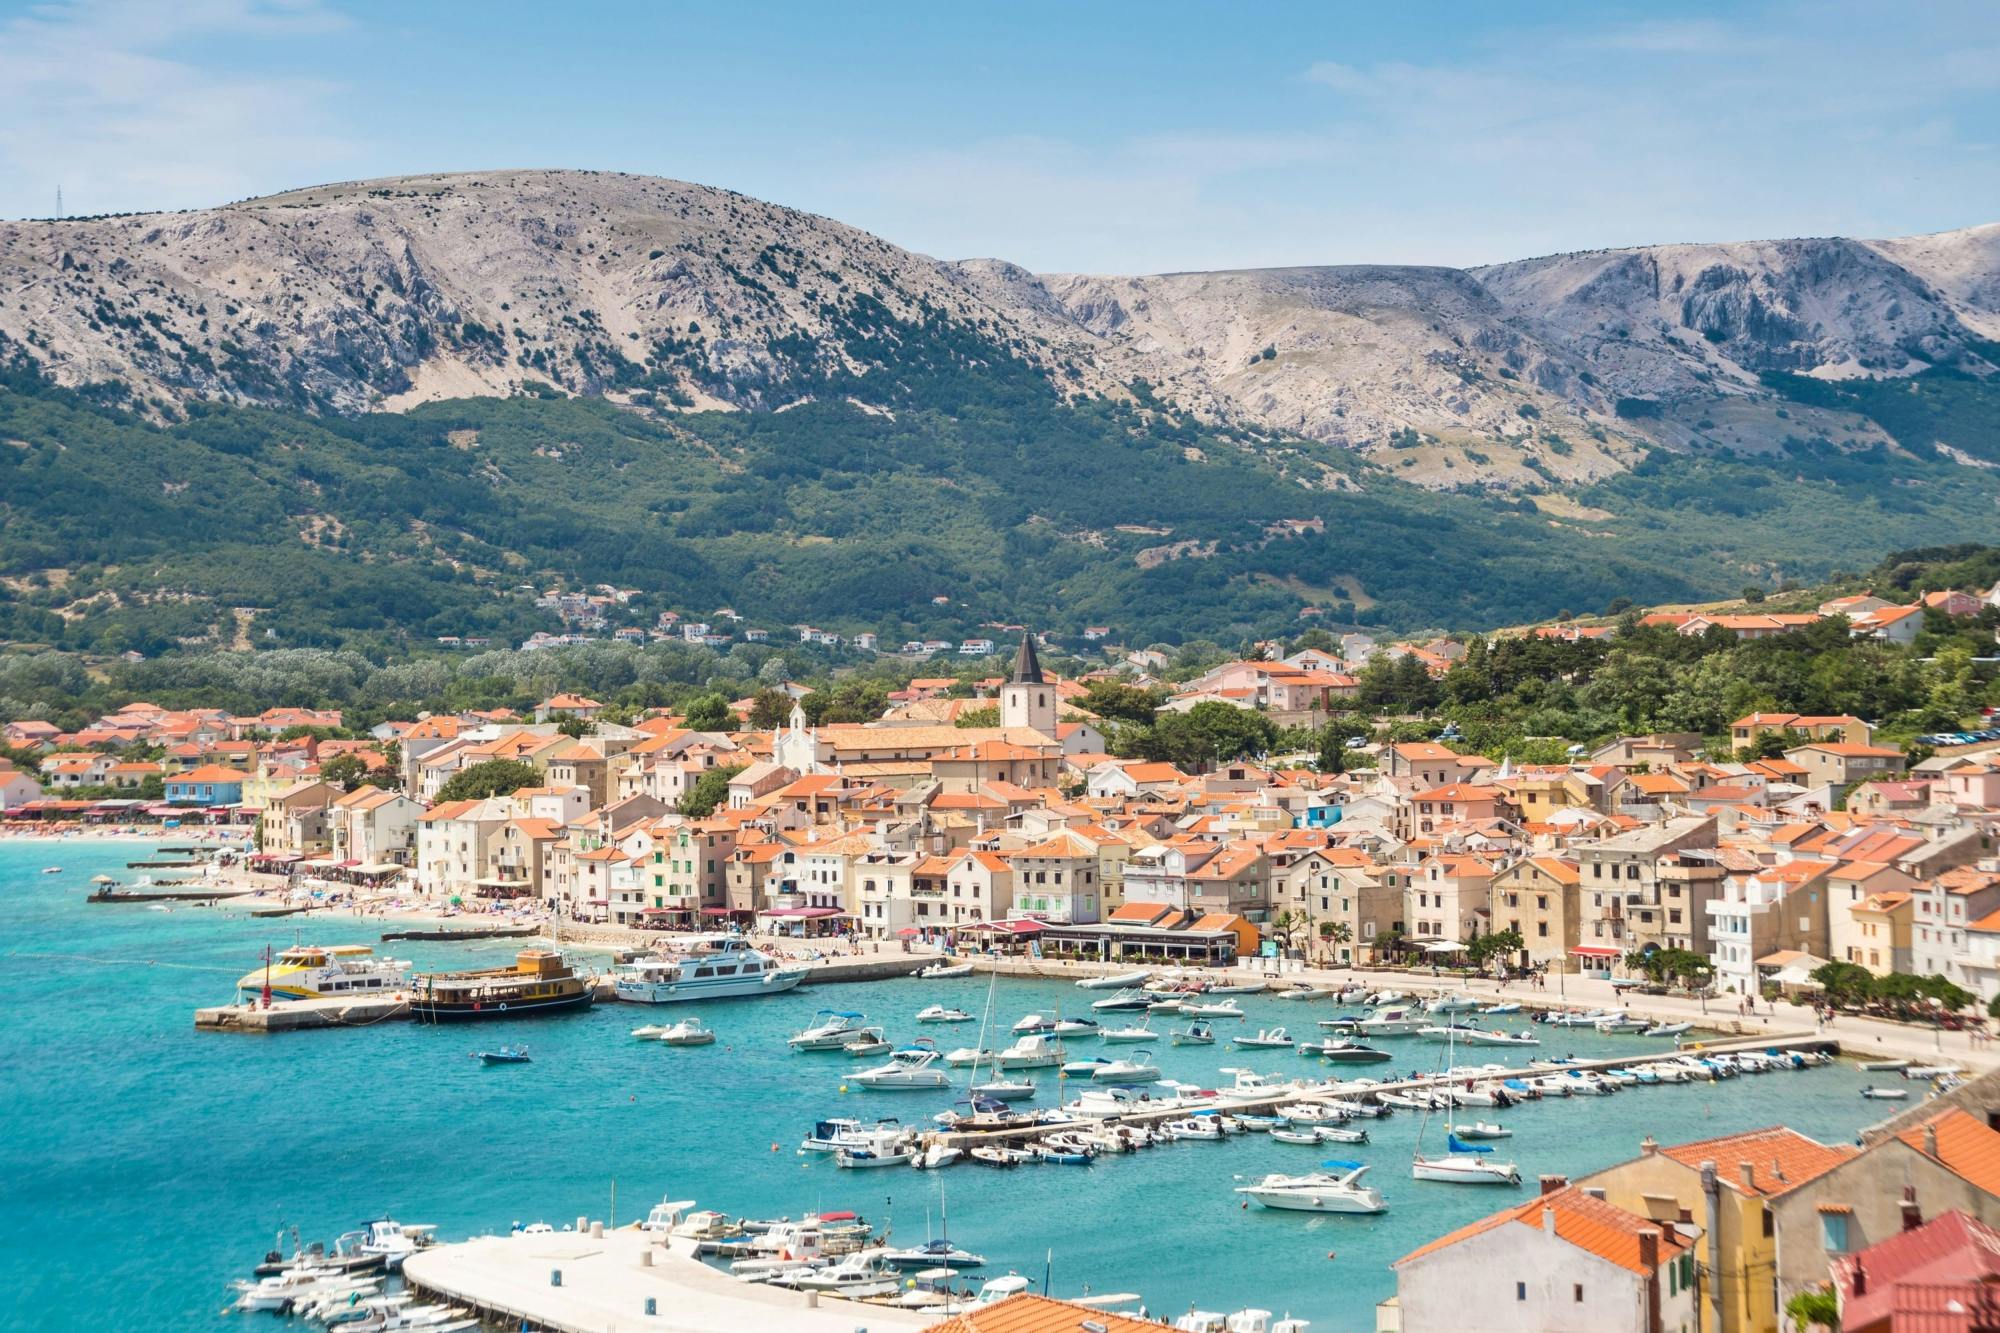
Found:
[402,1225,932,1333]
[194,996,409,1032]
[90,885,251,903]
[382,925,544,942]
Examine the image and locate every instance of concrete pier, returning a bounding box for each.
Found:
[403,1227,933,1333]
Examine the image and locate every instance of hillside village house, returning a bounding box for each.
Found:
[1783,742,1907,790]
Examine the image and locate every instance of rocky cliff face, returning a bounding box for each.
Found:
[1,169,1993,490]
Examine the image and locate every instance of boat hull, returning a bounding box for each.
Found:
[616,971,804,1003]
[412,988,593,1022]
[1240,1190,1384,1214]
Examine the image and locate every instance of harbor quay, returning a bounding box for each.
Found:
[403,1228,934,1333]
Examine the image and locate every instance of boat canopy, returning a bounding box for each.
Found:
[1320,1159,1364,1170]
[1447,1135,1494,1154]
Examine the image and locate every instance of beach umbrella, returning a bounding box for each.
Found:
[896,927,922,938]
[90,874,115,884]
[450,895,463,907]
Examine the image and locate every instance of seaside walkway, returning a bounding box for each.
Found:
[403,1227,933,1333]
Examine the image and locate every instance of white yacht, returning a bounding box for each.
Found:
[1090,1052,1162,1085]
[1354,1007,1427,1036]
[1101,1022,1156,1043]
[993,1033,1066,1069]
[916,1004,975,1024]
[612,935,806,1003]
[799,1117,907,1154]
[235,945,413,1003]
[851,1045,952,1090]
[789,1009,868,1050]
[1236,1160,1387,1214]
[658,1017,715,1046]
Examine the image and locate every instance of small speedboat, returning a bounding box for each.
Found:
[1091,989,1153,1012]
[836,1143,915,1168]
[40,866,62,875]
[1183,1000,1244,1019]
[1314,1125,1369,1145]
[476,1046,530,1065]
[943,1046,997,1067]
[658,1018,715,1046]
[1236,1161,1387,1214]
[881,1238,986,1269]
[1052,1017,1101,1037]
[1277,987,1329,1002]
[969,1078,1036,1101]
[852,1046,952,1090]
[1090,1053,1162,1085]
[1297,1039,1392,1063]
[790,1010,868,1050]
[1171,1022,1216,1047]
[631,1024,671,1039]
[910,1145,962,1171]
[1077,968,1154,990]
[969,1145,1030,1167]
[1861,1085,1911,1100]
[1449,1121,1513,1140]
[1233,1027,1292,1049]
[916,1005,975,1024]
[1480,1003,1521,1015]
[1100,1023,1156,1043]
[1011,1013,1058,1035]
[1643,1022,1694,1038]
[916,962,974,979]
[842,1028,892,1057]
[1269,1128,1322,1145]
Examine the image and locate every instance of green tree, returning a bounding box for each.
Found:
[1783,1286,1837,1332]
[1466,929,1525,973]
[1811,960,1875,1007]
[434,758,540,804]
[1316,724,1348,774]
[319,752,392,792]
[677,764,746,818]
[1138,701,1277,769]
[551,711,591,738]
[1079,680,1164,726]
[954,705,1000,728]
[680,692,734,731]
[745,689,793,730]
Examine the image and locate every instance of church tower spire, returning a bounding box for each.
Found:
[1000,630,1057,738]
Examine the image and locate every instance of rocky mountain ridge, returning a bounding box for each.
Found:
[2,169,1994,490]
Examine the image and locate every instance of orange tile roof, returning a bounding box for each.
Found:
[926,1293,1164,1333]
[1399,1183,1692,1273]
[1656,1126,1856,1196]
[171,764,251,782]
[1897,1109,2000,1197]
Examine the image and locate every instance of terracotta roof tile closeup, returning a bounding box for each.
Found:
[1656,1126,1856,1196]
[925,1293,1164,1333]
[1897,1109,2000,1198]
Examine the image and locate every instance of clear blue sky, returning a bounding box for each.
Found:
[2,0,1994,272]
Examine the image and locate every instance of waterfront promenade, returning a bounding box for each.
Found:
[403,1227,933,1333]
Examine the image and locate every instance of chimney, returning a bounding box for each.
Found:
[1641,1135,1659,1156]
[1851,1258,1868,1296]
[1584,1187,1608,1201]
[1901,1185,1923,1232]
[1541,1174,1570,1196]
[1543,1206,1558,1234]
[1924,1123,1940,1158]
[1678,1207,1694,1225]
[1638,1230,1661,1270]
[1740,1161,1758,1193]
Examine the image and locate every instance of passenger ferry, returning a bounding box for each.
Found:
[235,945,413,1002]
[610,934,807,1003]
[410,949,594,1022]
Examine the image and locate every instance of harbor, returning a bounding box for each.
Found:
[0,841,1971,1330]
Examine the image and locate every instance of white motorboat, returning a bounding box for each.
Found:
[943,1046,997,1067]
[852,1045,953,1090]
[613,935,805,1003]
[1183,1000,1244,1019]
[1091,989,1153,1012]
[1052,1018,1101,1037]
[1413,1132,1522,1185]
[658,1017,716,1046]
[1077,969,1154,990]
[1543,1009,1613,1028]
[1160,1115,1224,1141]
[1236,1160,1387,1214]
[1596,1015,1651,1034]
[970,1145,1032,1166]
[1860,1085,1911,1100]
[969,1077,1037,1101]
[1366,990,1410,1007]
[352,1217,435,1269]
[1233,1027,1292,1049]
[1091,1052,1162,1085]
[842,1028,892,1057]
[1269,1128,1323,1145]
[1147,997,1188,1014]
[632,1024,671,1039]
[1276,987,1329,1002]
[1207,980,1270,996]
[1449,1121,1513,1140]
[799,1117,908,1154]
[1480,1002,1522,1015]
[1314,1124,1370,1145]
[1354,1007,1426,1036]
[881,1238,987,1269]
[836,1143,915,1168]
[1428,1026,1538,1048]
[994,1033,1066,1069]
[1424,993,1481,1014]
[1296,1038,1393,1064]
[790,1010,868,1050]
[1643,1021,1694,1037]
[1011,1013,1058,1034]
[1101,1022,1157,1043]
[917,1005,975,1024]
[1336,986,1372,1004]
[1171,1022,1217,1046]
[916,962,975,978]
[910,1145,963,1171]
[1062,1056,1113,1077]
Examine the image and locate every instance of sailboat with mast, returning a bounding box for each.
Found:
[1411,1021,1522,1185]
[965,965,1036,1101]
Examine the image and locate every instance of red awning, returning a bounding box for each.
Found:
[700,907,735,917]
[1570,946,1623,958]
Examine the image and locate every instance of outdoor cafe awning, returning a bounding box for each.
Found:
[1420,940,1464,953]
[1571,946,1623,959]
[761,906,841,918]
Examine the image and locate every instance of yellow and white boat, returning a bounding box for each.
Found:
[236,945,413,1002]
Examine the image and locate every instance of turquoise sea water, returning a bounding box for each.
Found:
[0,839,1889,1331]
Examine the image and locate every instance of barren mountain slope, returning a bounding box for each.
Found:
[0,169,1112,413]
